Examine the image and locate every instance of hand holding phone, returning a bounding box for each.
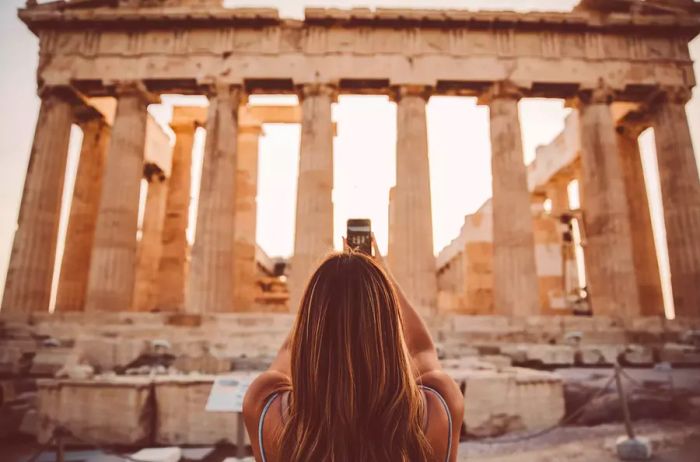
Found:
[346,219,372,256]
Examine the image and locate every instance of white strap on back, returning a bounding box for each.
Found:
[258,392,279,462]
[421,385,453,462]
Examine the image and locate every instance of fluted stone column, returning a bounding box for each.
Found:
[650,88,700,318]
[84,83,158,312]
[133,165,169,311]
[616,122,664,317]
[545,177,580,301]
[387,85,437,314]
[387,186,396,263]
[233,125,262,311]
[575,87,640,319]
[55,109,110,312]
[482,83,539,317]
[187,84,240,314]
[288,84,336,312]
[156,114,197,312]
[1,87,75,316]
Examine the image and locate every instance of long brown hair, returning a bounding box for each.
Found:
[279,251,433,461]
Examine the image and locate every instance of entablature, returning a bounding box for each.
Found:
[21,5,700,102]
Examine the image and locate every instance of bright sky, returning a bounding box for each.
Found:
[1,0,699,315]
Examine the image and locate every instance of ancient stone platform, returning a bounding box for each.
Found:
[2,313,700,446]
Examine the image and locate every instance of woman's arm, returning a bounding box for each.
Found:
[370,236,441,377]
[268,334,292,376]
[242,329,293,459]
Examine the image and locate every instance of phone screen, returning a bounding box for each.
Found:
[347,219,372,255]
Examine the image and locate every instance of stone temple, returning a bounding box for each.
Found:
[1,0,700,459]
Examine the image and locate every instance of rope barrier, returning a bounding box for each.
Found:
[619,368,645,389]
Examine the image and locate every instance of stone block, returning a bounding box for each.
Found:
[172,353,231,374]
[619,346,654,367]
[37,377,154,445]
[451,367,565,437]
[55,364,95,380]
[480,354,513,369]
[658,343,700,366]
[501,344,575,367]
[435,343,479,359]
[29,348,74,376]
[575,345,623,366]
[131,447,182,462]
[74,336,148,371]
[167,313,202,327]
[442,357,496,371]
[452,315,510,333]
[628,317,665,333]
[0,345,23,375]
[154,376,249,446]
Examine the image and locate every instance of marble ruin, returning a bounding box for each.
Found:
[2,0,700,452]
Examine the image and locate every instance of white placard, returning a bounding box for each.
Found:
[205,372,260,413]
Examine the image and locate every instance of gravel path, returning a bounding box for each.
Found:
[458,420,700,461]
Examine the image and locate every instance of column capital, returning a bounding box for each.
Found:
[615,116,649,139]
[389,85,432,103]
[109,81,160,105]
[296,83,338,102]
[37,84,84,105]
[170,120,199,134]
[204,83,244,105]
[477,81,523,105]
[73,104,108,128]
[649,86,693,108]
[239,125,264,137]
[171,106,206,133]
[143,162,166,183]
[569,80,616,108]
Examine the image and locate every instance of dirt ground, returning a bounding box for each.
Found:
[5,421,699,461]
[459,420,700,462]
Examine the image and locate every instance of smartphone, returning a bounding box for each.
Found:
[347,219,372,256]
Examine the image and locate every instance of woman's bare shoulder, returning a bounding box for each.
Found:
[244,371,290,410]
[243,372,290,425]
[418,370,464,417]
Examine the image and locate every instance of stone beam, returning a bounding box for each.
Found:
[20,7,699,99]
[171,105,301,128]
